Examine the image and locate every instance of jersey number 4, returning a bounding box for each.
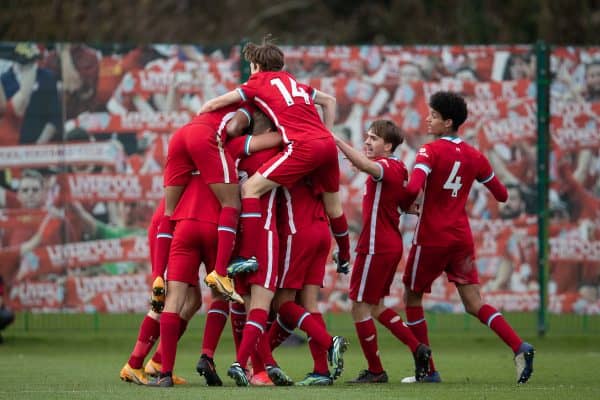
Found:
[271,77,310,106]
[443,161,462,197]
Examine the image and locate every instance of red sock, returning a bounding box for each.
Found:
[355,318,384,374]
[477,304,523,353]
[152,342,162,364]
[153,215,175,279]
[215,207,239,275]
[269,314,293,350]
[406,306,436,373]
[236,309,268,369]
[128,315,160,369]
[309,313,330,375]
[238,198,262,258]
[260,318,276,366]
[254,331,276,371]
[251,350,265,374]
[329,214,350,261]
[152,318,187,364]
[179,318,189,337]
[378,308,420,352]
[279,301,332,349]
[152,318,189,364]
[202,300,229,358]
[230,302,247,352]
[158,312,181,375]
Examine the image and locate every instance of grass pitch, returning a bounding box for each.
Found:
[0,313,599,400]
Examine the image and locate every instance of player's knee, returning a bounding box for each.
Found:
[351,301,371,321]
[370,304,386,319]
[180,302,201,320]
[324,200,343,218]
[404,288,423,306]
[463,301,481,316]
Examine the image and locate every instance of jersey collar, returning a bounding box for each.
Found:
[440,136,462,144]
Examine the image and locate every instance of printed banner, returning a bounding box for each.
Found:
[63,173,163,201]
[0,142,124,168]
[0,42,598,314]
[72,111,194,133]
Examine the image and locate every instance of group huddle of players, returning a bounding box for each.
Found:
[119,37,535,388]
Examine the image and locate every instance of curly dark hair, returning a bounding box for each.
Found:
[429,91,468,131]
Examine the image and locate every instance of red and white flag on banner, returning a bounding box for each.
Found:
[9,280,64,310]
[73,111,193,133]
[63,273,150,312]
[0,142,123,168]
[61,173,163,201]
[16,236,149,280]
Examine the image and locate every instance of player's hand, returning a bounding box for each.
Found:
[333,251,350,274]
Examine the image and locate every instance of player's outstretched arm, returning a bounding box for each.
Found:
[226,109,253,137]
[245,131,282,154]
[313,89,336,130]
[482,174,508,202]
[199,90,242,114]
[334,135,382,179]
[400,168,427,210]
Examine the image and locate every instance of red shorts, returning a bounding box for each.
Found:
[278,220,331,290]
[258,137,339,192]
[349,252,402,304]
[164,123,237,186]
[235,228,279,295]
[402,244,479,293]
[167,219,218,286]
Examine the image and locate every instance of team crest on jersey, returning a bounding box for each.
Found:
[418,147,429,158]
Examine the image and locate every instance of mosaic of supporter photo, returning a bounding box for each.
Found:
[0,42,598,314]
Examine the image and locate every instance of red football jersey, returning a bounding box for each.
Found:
[237,71,330,144]
[356,156,408,255]
[225,135,250,171]
[171,175,220,224]
[188,102,253,145]
[412,136,495,246]
[278,179,327,236]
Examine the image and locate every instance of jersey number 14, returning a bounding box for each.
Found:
[443,161,463,197]
[270,77,310,106]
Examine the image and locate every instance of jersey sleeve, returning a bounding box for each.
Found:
[476,152,495,183]
[225,136,247,160]
[238,101,256,124]
[300,82,317,102]
[370,159,386,182]
[237,74,261,101]
[413,144,434,175]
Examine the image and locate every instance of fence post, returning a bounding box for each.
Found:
[535,40,551,337]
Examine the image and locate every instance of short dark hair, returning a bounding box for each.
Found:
[243,35,285,72]
[429,91,468,131]
[368,120,403,152]
[251,109,276,135]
